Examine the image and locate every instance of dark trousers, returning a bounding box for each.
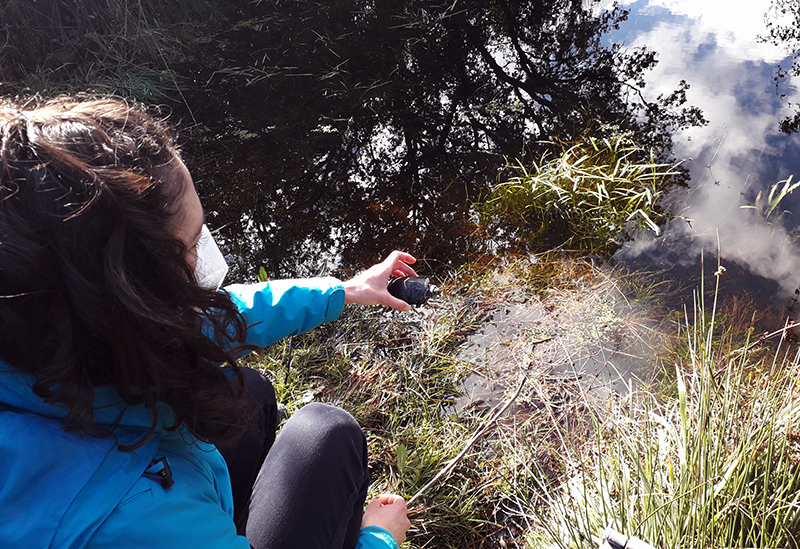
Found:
[218,368,370,549]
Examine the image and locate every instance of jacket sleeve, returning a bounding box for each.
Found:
[223,277,346,349]
[357,526,400,549]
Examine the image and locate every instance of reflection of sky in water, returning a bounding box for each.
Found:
[605,0,800,294]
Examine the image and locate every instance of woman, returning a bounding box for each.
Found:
[0,97,412,548]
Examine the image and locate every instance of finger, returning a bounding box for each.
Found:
[384,296,411,312]
[391,263,417,278]
[365,498,382,511]
[379,493,406,505]
[384,250,416,266]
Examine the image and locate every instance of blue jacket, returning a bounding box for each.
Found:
[0,278,397,549]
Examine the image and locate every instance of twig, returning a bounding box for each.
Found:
[407,375,526,506]
[531,377,568,454]
[745,319,799,352]
[283,335,294,384]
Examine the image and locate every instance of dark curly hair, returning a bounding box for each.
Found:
[0,96,255,450]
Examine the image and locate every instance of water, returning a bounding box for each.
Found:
[450,0,800,399]
[468,0,800,399]
[610,0,800,306]
[180,1,800,299]
[451,268,664,411]
[177,0,714,280]
[176,0,800,395]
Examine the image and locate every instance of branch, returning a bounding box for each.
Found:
[745,319,800,352]
[407,375,526,506]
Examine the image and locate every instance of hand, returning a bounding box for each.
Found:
[343,251,417,311]
[362,494,411,546]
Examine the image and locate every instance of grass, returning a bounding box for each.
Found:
[477,133,682,259]
[243,258,602,546]
[515,262,800,549]
[242,287,500,546]
[242,253,800,548]
[742,175,800,225]
[0,0,208,101]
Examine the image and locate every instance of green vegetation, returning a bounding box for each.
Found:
[526,265,800,549]
[244,256,800,548]
[478,134,682,258]
[242,283,492,545]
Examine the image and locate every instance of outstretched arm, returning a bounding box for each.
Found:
[223,251,417,351]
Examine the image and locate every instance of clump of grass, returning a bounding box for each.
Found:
[0,0,208,101]
[742,175,800,225]
[522,267,800,549]
[477,133,682,258]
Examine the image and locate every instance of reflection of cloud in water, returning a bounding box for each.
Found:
[612,0,800,293]
[633,0,787,62]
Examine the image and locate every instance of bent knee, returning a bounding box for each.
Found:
[287,403,365,456]
[294,402,360,437]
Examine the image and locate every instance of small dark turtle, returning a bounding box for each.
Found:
[387,276,439,306]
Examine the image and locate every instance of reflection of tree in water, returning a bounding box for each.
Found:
[181,0,704,278]
[762,0,800,134]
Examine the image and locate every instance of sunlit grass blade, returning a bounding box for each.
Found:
[477,133,682,257]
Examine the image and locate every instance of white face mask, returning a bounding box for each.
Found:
[194,224,229,290]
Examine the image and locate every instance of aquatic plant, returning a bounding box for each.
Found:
[742,175,800,225]
[478,134,682,258]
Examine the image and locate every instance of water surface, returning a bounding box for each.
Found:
[180,0,800,331]
[611,0,800,314]
[177,0,702,279]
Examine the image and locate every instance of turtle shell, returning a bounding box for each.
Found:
[387,276,436,306]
